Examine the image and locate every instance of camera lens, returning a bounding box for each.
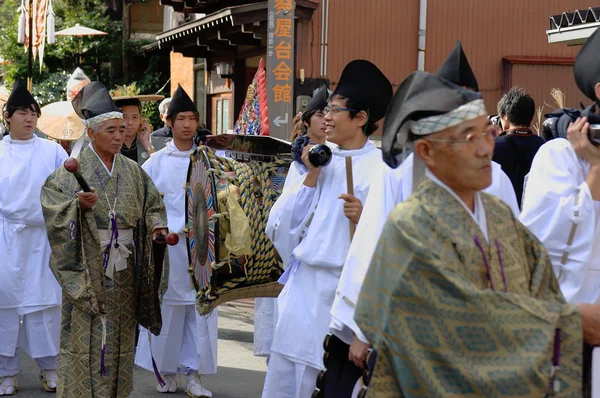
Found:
[308,144,332,167]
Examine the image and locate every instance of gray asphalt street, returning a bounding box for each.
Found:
[14,302,267,397]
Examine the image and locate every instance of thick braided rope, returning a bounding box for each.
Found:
[199,149,288,299]
[243,159,287,283]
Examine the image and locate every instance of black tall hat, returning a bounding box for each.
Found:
[301,84,329,122]
[574,27,600,103]
[381,71,484,169]
[72,81,122,120]
[332,60,393,122]
[6,78,39,110]
[436,41,479,92]
[167,85,197,117]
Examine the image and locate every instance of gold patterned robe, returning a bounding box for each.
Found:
[355,178,583,397]
[41,147,168,398]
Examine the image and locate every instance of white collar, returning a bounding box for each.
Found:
[331,140,377,157]
[89,143,116,176]
[426,169,489,242]
[165,139,195,157]
[4,133,37,145]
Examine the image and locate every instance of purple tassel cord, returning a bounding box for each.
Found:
[474,235,495,291]
[474,236,508,292]
[152,357,166,387]
[553,329,561,367]
[100,345,106,376]
[494,240,508,292]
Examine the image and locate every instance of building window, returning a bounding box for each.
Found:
[211,94,232,135]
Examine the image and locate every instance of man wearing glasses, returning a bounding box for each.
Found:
[261,60,393,398]
[355,70,591,396]
[328,44,519,396]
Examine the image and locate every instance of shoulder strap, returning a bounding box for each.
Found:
[558,190,582,281]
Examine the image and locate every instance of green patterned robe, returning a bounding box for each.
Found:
[355,178,583,397]
[41,147,168,398]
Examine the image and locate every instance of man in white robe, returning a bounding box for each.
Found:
[520,27,600,392]
[256,85,330,359]
[261,60,393,397]
[134,85,217,398]
[327,40,519,396]
[0,79,67,395]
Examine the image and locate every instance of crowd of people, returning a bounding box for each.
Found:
[2,23,600,398]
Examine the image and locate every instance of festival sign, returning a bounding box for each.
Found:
[267,0,295,139]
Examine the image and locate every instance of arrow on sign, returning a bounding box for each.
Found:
[273,113,289,127]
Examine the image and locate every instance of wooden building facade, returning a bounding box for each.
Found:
[144,0,598,138]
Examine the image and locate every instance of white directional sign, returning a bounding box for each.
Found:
[267,0,295,140]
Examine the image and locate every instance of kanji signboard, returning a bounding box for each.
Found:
[267,0,295,139]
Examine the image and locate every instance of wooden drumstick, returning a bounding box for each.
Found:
[155,233,179,246]
[64,158,91,192]
[345,156,356,240]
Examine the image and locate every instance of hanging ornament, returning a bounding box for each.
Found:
[46,0,55,45]
[17,0,26,44]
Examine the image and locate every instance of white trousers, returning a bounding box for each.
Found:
[0,349,59,378]
[254,298,279,357]
[0,306,61,377]
[262,351,319,398]
[135,303,218,376]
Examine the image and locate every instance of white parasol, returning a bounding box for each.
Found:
[54,24,107,57]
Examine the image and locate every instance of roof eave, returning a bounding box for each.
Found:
[547,23,600,45]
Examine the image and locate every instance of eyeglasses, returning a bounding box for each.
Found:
[323,106,357,115]
[424,124,500,144]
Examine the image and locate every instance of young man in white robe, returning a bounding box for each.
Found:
[256,85,330,359]
[327,43,520,395]
[135,85,217,398]
[261,60,393,398]
[0,79,68,395]
[520,25,600,392]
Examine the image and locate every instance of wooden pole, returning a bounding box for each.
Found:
[345,156,356,240]
[27,0,33,91]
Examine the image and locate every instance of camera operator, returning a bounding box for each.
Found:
[520,26,600,393]
[261,60,392,397]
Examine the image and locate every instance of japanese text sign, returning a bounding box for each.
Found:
[267,0,295,139]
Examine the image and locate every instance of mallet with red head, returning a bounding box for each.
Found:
[63,158,179,246]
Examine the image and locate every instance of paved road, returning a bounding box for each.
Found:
[15,302,267,397]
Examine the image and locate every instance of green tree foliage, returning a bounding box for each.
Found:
[0,0,121,86]
[0,0,168,108]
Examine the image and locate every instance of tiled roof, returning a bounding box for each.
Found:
[550,7,600,30]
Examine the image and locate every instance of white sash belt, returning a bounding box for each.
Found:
[98,229,133,279]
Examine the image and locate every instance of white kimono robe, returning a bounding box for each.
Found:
[135,140,218,375]
[330,154,520,344]
[256,152,329,357]
[266,141,382,377]
[0,134,67,358]
[521,138,600,304]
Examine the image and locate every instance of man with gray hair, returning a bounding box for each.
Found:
[41,82,168,398]
[151,97,172,151]
[355,71,597,396]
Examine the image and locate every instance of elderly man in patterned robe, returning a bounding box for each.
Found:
[354,71,600,397]
[41,82,168,398]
